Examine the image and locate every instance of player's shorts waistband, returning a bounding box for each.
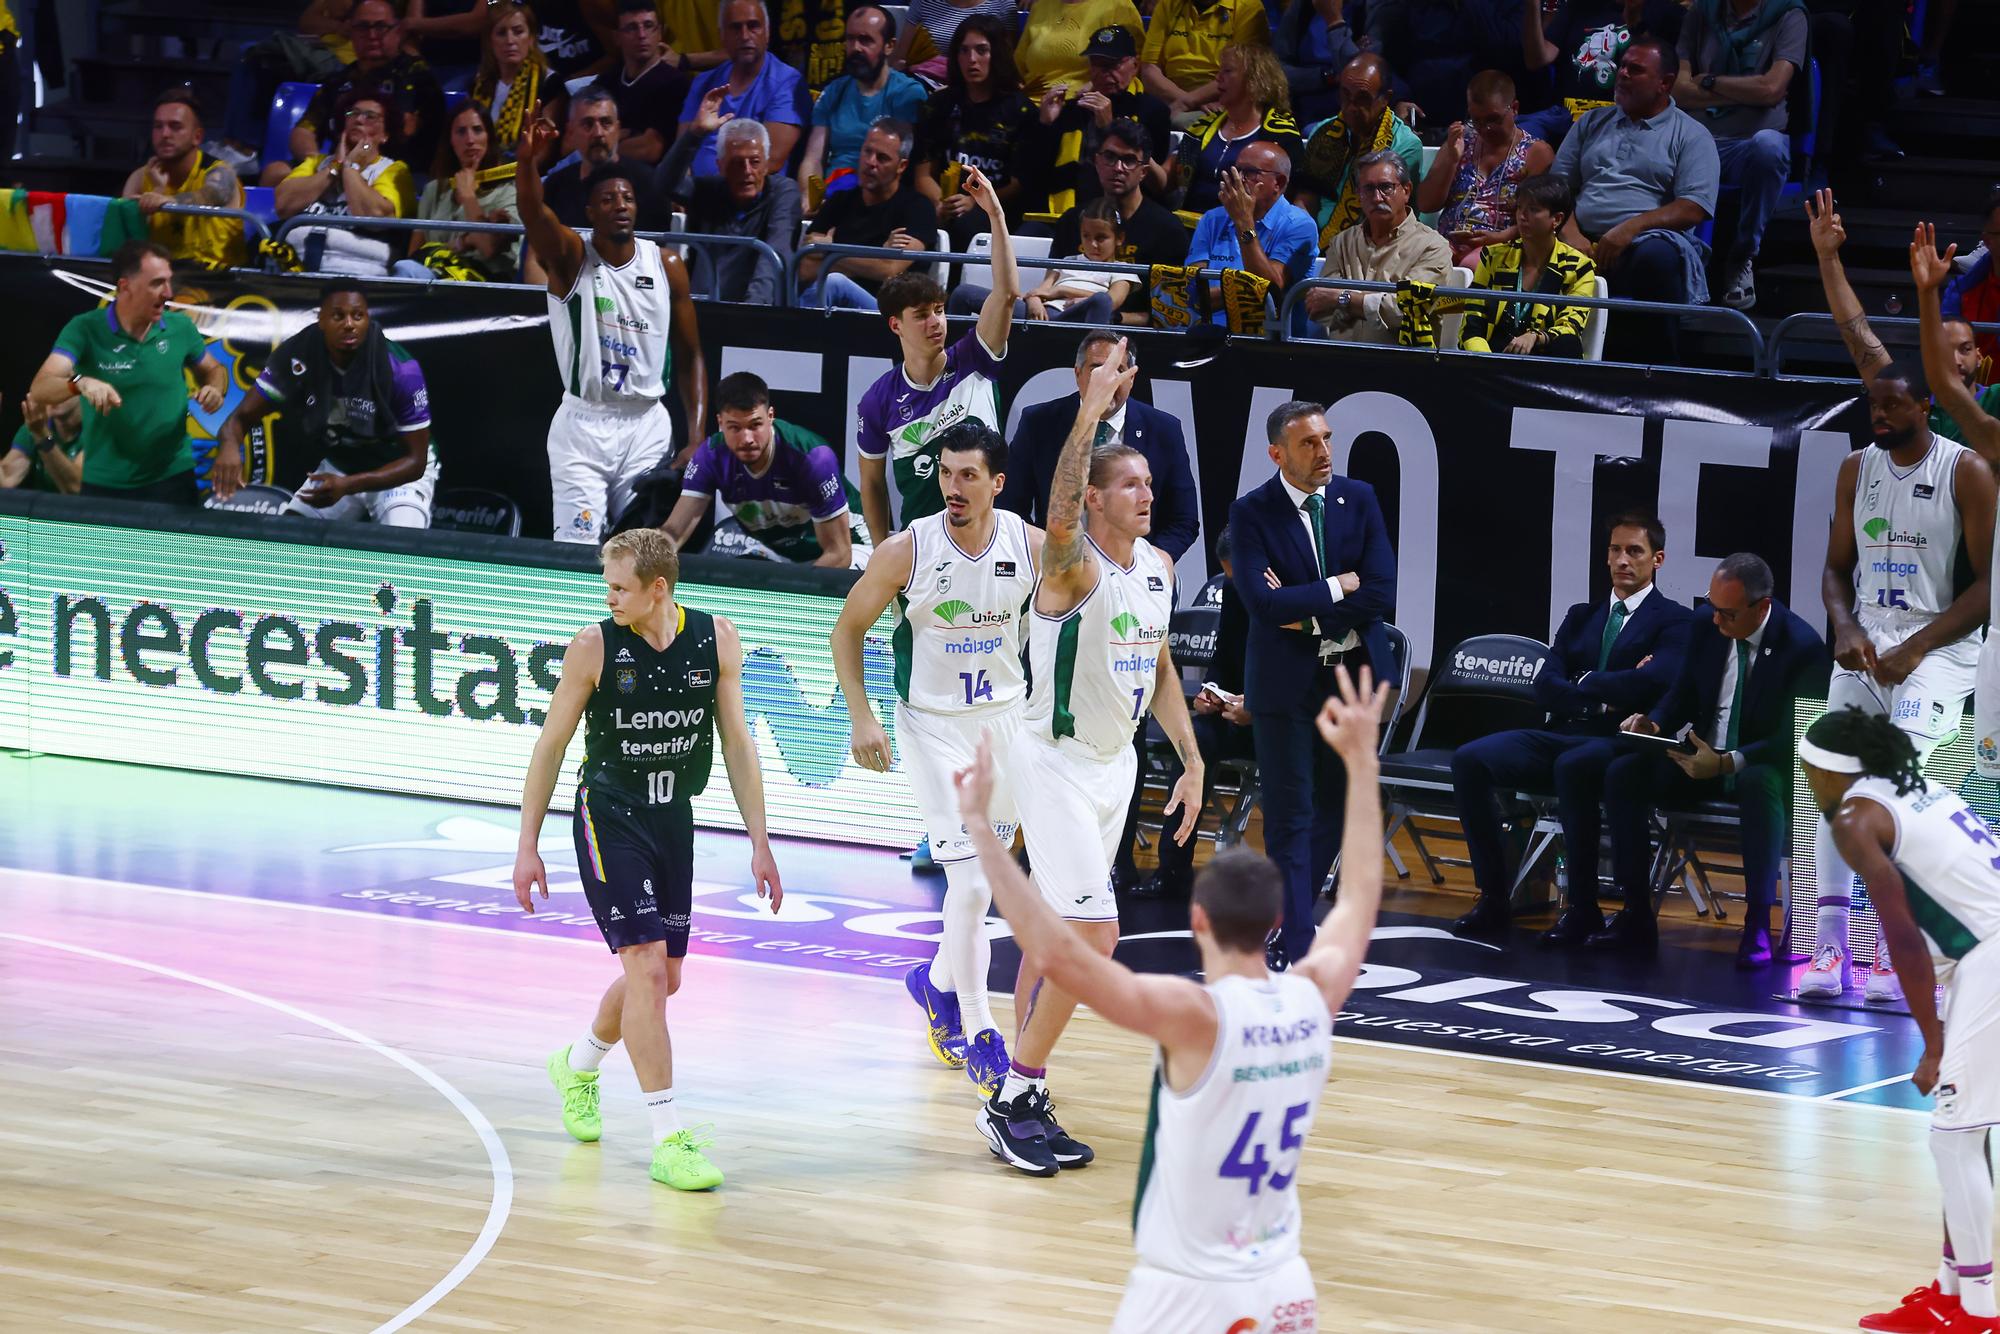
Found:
[558,393,666,419]
[1023,729,1128,766]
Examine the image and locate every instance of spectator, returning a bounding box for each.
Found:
[1020,199,1133,323]
[914,15,1036,250]
[121,88,247,272]
[1671,0,1806,311]
[1907,211,2000,459]
[1035,26,1174,204]
[1186,142,1320,326]
[1551,37,1718,355]
[677,0,804,182]
[607,0,694,165]
[1457,173,1598,356]
[1599,553,1829,960]
[1274,0,1363,124]
[1942,188,2000,371]
[1044,119,1190,326]
[662,371,869,567]
[1140,0,1272,126]
[1179,44,1303,220]
[539,88,675,234]
[1293,53,1422,247]
[265,0,446,187]
[1305,149,1451,344]
[651,0,731,71]
[797,118,939,311]
[472,2,551,160]
[1416,70,1553,268]
[399,101,521,282]
[2,396,92,495]
[533,0,616,85]
[800,5,929,188]
[274,93,417,276]
[906,0,1019,80]
[776,0,942,93]
[402,0,494,69]
[27,241,227,507]
[213,281,438,525]
[655,91,800,303]
[1013,0,1144,100]
[1519,0,1682,146]
[1369,0,1522,128]
[1446,512,1693,944]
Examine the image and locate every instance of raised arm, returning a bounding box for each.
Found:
[515,119,587,294]
[511,626,602,911]
[965,166,1018,357]
[1038,341,1135,607]
[1810,190,1892,389]
[1291,666,1391,1011]
[714,615,783,911]
[1914,220,2000,466]
[833,530,916,770]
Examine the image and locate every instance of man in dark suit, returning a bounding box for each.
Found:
[1601,552,1830,963]
[1449,513,1696,945]
[1007,331,1201,889]
[1229,400,1396,968]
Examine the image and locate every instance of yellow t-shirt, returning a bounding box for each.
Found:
[288,154,416,217]
[655,0,720,55]
[1014,0,1144,98]
[1139,0,1269,93]
[0,1,18,40]
[147,151,248,270]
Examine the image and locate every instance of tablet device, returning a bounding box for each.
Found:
[1620,724,1696,753]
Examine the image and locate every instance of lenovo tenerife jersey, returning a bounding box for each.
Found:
[855,329,1002,526]
[894,510,1033,715]
[1026,537,1173,757]
[581,608,717,806]
[1847,776,2000,965]
[1852,435,1971,619]
[548,236,672,405]
[1132,974,1333,1280]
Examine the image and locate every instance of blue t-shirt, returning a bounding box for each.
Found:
[680,56,806,179]
[1187,198,1320,325]
[811,71,929,174]
[681,419,859,561]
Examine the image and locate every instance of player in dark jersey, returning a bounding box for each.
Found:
[512,528,782,1190]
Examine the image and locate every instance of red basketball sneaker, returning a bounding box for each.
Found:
[1936,1311,1999,1333]
[1860,1283,1961,1332]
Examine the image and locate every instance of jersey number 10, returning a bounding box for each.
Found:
[646,770,677,805]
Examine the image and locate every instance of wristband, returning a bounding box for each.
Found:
[68,372,84,398]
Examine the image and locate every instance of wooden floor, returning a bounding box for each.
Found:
[0,869,1936,1334]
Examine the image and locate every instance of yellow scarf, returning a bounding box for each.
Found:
[478,60,544,150]
[1305,106,1398,248]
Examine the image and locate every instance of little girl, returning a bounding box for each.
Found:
[1021,198,1133,324]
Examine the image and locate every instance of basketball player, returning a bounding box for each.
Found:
[979,341,1204,1177]
[1811,357,1994,1004]
[831,420,1039,1097]
[517,118,707,545]
[1802,709,2000,1334]
[954,667,1388,1333]
[512,529,782,1190]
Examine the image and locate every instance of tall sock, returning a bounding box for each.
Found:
[1813,817,1854,954]
[941,859,998,1035]
[644,1086,683,1142]
[999,1060,1046,1104]
[570,1030,615,1073]
[1943,1234,1961,1297]
[1933,1128,1996,1316]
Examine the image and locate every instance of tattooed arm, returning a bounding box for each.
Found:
[1034,338,1137,616]
[1808,189,1891,390]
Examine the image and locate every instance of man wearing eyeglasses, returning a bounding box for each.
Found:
[265,0,446,187]
[1305,148,1449,343]
[1184,141,1319,328]
[1044,120,1189,327]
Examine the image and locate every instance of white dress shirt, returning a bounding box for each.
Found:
[1712,606,1771,771]
[1277,472,1358,650]
[1577,582,1652,687]
[1097,400,1129,447]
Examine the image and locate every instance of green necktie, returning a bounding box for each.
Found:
[1302,493,1327,577]
[1597,599,1628,670]
[1093,421,1114,448]
[1724,639,1751,752]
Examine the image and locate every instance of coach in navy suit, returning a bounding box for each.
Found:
[1449,513,1697,945]
[1229,400,1396,968]
[1599,553,1830,963]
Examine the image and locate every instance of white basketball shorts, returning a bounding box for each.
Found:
[1111,1256,1319,1334]
[1009,730,1133,922]
[894,701,1022,864]
[548,395,674,545]
[1935,943,2000,1132]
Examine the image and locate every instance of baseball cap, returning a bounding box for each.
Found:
[1086,26,1136,61]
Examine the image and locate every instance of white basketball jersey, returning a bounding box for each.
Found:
[893,510,1034,716]
[1847,776,2000,965]
[547,236,672,406]
[1133,974,1333,1280]
[1025,537,1174,759]
[1852,435,1970,620]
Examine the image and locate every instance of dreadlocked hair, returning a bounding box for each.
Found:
[1804,707,1926,795]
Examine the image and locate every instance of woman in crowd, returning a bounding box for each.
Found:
[273,91,415,275]
[1456,174,1597,357]
[914,14,1038,250]
[473,1,552,161]
[399,101,522,281]
[905,0,1019,82]
[1417,69,1552,268]
[1179,44,1301,220]
[1013,0,1143,99]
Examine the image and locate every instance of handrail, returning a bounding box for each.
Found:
[154,201,272,245]
[1765,311,2000,377]
[786,242,1151,312]
[1275,276,1768,368]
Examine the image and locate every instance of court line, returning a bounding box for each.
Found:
[0,929,516,1334]
[1814,1073,1922,1102]
[0,868,1932,1120]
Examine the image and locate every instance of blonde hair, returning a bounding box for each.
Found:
[1223,44,1291,117]
[601,529,680,589]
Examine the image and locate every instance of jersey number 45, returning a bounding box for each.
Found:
[1218,1102,1310,1195]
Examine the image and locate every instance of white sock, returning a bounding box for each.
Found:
[941,860,998,1036]
[1942,1242,1962,1297]
[1874,924,1896,973]
[998,1069,1044,1104]
[570,1031,614,1073]
[1813,817,1854,954]
[1933,1128,1996,1316]
[645,1087,683,1142]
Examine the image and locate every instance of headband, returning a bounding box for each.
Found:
[1798,738,1865,774]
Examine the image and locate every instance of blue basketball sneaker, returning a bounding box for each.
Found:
[904,962,966,1068]
[964,1027,1008,1099]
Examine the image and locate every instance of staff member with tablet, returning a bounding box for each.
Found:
[1605,552,1830,966]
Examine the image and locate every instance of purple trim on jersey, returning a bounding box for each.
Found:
[387,354,431,432]
[854,329,1004,459]
[680,436,848,523]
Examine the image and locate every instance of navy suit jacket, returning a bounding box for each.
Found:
[1533,587,1697,735]
[1648,600,1831,770]
[1228,473,1396,713]
[1001,394,1199,560]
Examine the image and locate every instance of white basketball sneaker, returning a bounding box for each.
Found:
[1797,943,1850,999]
[1864,954,1905,1005]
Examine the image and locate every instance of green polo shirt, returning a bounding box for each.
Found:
[8,404,95,493]
[1932,384,2000,446]
[51,305,206,488]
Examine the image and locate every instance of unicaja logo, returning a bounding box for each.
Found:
[1862,517,1929,547]
[933,599,1010,626]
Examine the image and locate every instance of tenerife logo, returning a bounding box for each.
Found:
[933,599,1012,627]
[1453,650,1540,681]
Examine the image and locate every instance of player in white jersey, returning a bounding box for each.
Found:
[954,666,1389,1332]
[1812,357,1995,1004]
[517,121,707,545]
[1803,708,2000,1334]
[834,421,1044,1099]
[974,341,1206,1176]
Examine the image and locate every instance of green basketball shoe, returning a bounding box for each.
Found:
[546,1046,602,1143]
[651,1127,724,1190]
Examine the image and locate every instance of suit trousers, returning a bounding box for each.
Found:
[1253,698,1349,961]
[1602,749,1786,918]
[1450,730,1617,910]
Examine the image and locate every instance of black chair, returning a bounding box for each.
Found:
[204,484,295,515]
[1136,575,1261,854]
[430,487,522,537]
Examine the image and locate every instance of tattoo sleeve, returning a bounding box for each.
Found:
[1042,401,1100,576]
[197,164,237,207]
[1835,312,1890,377]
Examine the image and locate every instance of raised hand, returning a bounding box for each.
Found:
[693,86,734,137]
[1910,220,1957,291]
[1806,187,1844,259]
[517,117,561,167]
[962,164,1002,219]
[1079,337,1134,416]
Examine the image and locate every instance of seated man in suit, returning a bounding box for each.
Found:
[1601,552,1829,962]
[1450,512,1695,944]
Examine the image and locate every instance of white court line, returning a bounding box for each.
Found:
[0,929,516,1334]
[0,868,1932,1120]
[1815,1073,1923,1102]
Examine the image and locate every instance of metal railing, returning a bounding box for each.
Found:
[1765,311,2000,378]
[153,201,274,247]
[787,243,1151,318]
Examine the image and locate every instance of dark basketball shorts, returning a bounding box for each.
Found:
[571,783,694,955]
